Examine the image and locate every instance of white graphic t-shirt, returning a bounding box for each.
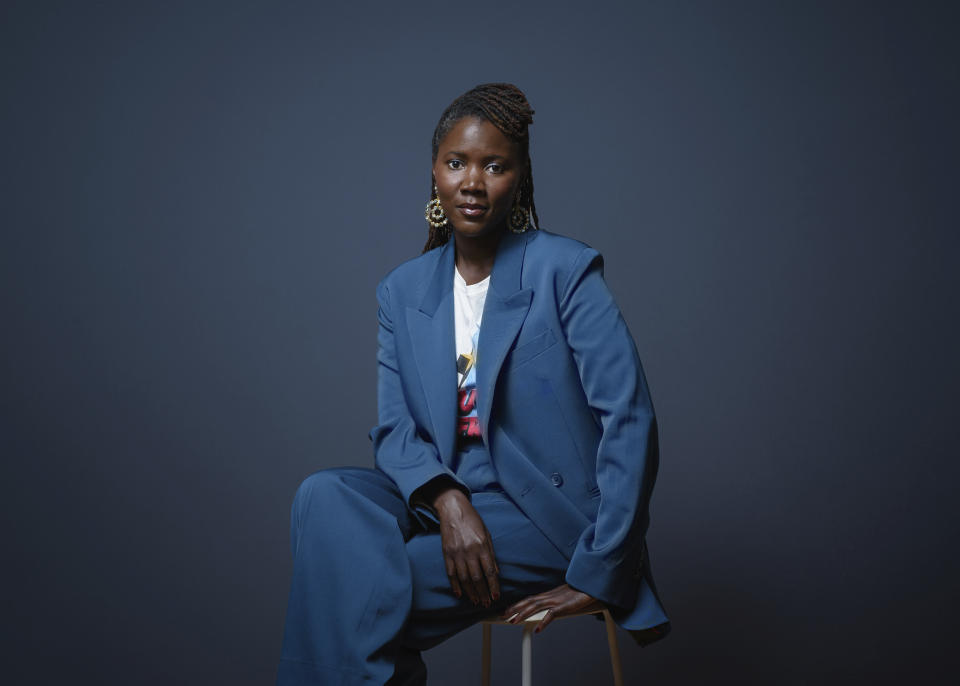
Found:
[453,265,489,447]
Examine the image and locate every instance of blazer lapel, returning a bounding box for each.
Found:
[407,239,458,466]
[475,231,533,444]
[407,230,533,465]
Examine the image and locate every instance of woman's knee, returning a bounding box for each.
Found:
[291,466,390,512]
[293,467,353,508]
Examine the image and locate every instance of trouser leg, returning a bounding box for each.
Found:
[277,471,572,686]
[399,491,571,653]
[277,466,420,686]
[384,646,427,686]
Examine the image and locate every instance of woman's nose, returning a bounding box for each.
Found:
[461,166,485,193]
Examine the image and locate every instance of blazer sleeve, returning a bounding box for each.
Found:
[368,277,471,509]
[559,247,660,608]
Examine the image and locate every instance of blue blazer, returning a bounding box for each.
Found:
[368,227,670,645]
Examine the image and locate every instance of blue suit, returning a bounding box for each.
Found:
[277,228,669,685]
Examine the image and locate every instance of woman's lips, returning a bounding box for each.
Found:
[458,205,487,217]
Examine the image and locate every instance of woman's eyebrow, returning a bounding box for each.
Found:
[445,151,509,161]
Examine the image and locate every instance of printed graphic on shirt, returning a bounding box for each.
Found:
[456,327,482,444]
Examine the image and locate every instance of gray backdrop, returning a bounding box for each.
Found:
[2,1,957,684]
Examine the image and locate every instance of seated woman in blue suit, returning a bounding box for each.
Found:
[277,83,670,685]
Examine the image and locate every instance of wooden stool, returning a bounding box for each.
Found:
[480,607,624,686]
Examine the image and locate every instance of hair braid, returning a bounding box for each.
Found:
[422,83,540,253]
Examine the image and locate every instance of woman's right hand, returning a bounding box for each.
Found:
[431,487,501,607]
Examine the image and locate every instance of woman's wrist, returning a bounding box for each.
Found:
[430,484,469,515]
[413,476,469,515]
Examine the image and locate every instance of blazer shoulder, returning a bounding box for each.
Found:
[524,228,603,290]
[527,228,602,265]
[374,242,443,303]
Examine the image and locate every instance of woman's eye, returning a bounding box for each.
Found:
[447,160,463,170]
[486,163,503,173]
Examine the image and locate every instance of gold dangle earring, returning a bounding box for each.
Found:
[425,184,448,229]
[508,199,530,233]
[508,180,532,233]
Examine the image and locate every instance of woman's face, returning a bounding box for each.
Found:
[432,116,524,240]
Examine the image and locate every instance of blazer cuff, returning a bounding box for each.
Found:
[380,457,470,509]
[408,474,471,529]
[410,473,470,509]
[564,536,647,609]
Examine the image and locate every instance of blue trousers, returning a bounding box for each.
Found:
[276,465,571,685]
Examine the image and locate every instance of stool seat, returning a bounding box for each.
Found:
[479,607,624,686]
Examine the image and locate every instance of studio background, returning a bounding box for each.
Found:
[2,1,956,683]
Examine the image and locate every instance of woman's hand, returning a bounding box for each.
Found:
[431,488,501,607]
[502,583,603,634]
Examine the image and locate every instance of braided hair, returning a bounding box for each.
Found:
[422,83,541,253]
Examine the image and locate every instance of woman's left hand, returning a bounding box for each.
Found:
[501,583,604,634]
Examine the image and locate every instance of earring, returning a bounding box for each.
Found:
[425,185,448,229]
[508,201,530,233]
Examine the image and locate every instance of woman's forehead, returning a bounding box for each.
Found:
[437,116,520,158]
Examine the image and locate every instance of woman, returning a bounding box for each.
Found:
[277,83,670,686]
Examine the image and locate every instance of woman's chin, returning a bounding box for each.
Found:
[450,221,506,241]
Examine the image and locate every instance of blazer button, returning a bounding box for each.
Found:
[550,472,563,487]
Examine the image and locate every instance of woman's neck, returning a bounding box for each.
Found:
[453,229,504,285]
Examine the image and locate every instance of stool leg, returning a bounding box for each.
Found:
[602,610,624,686]
[481,623,492,686]
[521,623,534,686]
